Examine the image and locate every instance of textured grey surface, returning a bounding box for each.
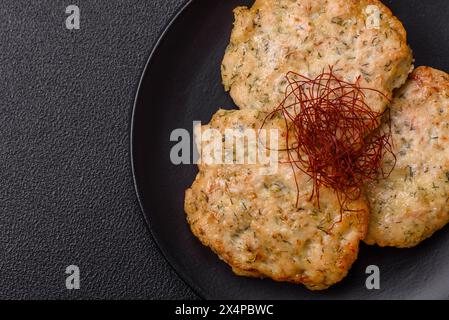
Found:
[0,0,196,299]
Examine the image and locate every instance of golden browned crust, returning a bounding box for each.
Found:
[222,0,413,113]
[365,67,449,248]
[185,109,369,290]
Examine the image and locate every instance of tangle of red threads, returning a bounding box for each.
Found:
[262,67,396,225]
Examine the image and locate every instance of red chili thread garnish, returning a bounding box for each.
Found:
[261,66,396,231]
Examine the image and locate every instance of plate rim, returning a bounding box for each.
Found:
[130,0,449,300]
[130,0,206,299]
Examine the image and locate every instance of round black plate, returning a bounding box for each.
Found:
[131,0,449,299]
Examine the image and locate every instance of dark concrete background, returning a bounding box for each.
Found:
[0,0,196,299]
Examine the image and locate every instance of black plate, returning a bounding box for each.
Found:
[131,0,449,299]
